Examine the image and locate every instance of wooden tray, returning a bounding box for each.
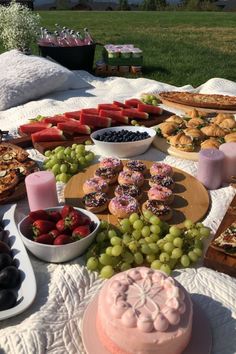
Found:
[14,110,173,155]
[64,160,210,227]
[152,134,199,162]
[160,98,236,114]
[204,194,236,277]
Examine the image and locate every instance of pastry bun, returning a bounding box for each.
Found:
[200,138,221,149]
[165,115,186,127]
[224,132,236,143]
[200,124,226,137]
[186,117,205,128]
[158,122,178,137]
[167,132,194,152]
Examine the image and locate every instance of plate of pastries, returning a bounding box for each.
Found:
[64,158,210,226]
[153,109,236,161]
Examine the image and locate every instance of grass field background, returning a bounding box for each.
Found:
[4,11,236,87]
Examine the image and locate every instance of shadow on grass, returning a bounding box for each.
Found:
[142,65,171,76]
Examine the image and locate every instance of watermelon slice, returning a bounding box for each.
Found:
[138,103,163,115]
[80,113,112,128]
[99,110,129,124]
[81,108,99,115]
[124,99,142,108]
[32,127,65,143]
[97,104,121,112]
[113,101,130,109]
[121,109,149,120]
[64,111,81,119]
[42,115,72,125]
[19,122,52,135]
[57,122,91,134]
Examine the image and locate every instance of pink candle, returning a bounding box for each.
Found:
[219,142,236,183]
[197,149,225,190]
[25,171,58,211]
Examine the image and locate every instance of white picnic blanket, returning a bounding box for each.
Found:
[0,73,236,354]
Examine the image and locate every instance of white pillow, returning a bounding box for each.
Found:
[0,49,91,111]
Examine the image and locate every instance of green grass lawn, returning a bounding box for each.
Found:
[3,11,236,87]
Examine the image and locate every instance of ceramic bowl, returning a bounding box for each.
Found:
[90,126,156,158]
[17,206,100,263]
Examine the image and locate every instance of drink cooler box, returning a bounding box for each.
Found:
[102,47,143,66]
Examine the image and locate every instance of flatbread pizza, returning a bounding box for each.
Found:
[211,221,236,257]
[159,92,236,110]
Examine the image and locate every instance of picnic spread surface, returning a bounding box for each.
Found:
[0,73,236,354]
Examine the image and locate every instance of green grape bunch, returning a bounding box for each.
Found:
[86,212,211,279]
[43,143,95,183]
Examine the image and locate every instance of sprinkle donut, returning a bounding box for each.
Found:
[83,192,108,213]
[148,185,174,205]
[142,200,173,221]
[115,184,143,200]
[149,175,175,190]
[95,167,118,185]
[123,160,147,175]
[109,195,139,218]
[99,157,123,172]
[150,162,173,177]
[118,170,144,187]
[83,177,109,194]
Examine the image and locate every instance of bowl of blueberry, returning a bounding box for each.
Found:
[90,126,156,157]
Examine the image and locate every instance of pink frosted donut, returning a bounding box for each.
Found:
[95,167,118,185]
[148,185,174,205]
[109,195,139,218]
[149,175,175,190]
[118,170,144,187]
[142,200,173,221]
[115,184,142,200]
[83,177,109,194]
[123,160,147,174]
[99,157,123,172]
[150,162,173,177]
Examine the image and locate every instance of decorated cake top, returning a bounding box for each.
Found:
[107,267,186,333]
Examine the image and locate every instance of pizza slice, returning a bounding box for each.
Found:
[212,222,236,257]
[159,92,236,110]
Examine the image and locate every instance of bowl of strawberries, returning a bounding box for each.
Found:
[17,205,100,263]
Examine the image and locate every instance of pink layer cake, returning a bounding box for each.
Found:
[96,267,193,354]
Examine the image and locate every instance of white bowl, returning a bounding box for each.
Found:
[90,126,156,158]
[17,207,100,263]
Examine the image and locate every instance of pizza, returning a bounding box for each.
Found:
[159,92,236,110]
[211,222,236,257]
[0,142,38,203]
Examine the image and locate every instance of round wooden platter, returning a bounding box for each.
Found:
[152,134,199,162]
[64,160,210,227]
[160,98,236,114]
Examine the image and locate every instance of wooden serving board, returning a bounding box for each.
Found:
[14,109,173,155]
[204,194,236,277]
[152,132,199,162]
[0,181,26,205]
[160,98,236,114]
[64,160,210,227]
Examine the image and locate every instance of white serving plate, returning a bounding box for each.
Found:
[0,204,36,320]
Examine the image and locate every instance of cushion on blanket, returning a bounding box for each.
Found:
[0,49,91,111]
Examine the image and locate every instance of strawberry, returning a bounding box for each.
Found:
[32,220,56,236]
[60,205,74,219]
[35,233,54,244]
[29,210,50,221]
[56,219,69,233]
[49,229,60,238]
[53,234,73,245]
[72,225,90,239]
[65,210,83,230]
[48,211,62,223]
